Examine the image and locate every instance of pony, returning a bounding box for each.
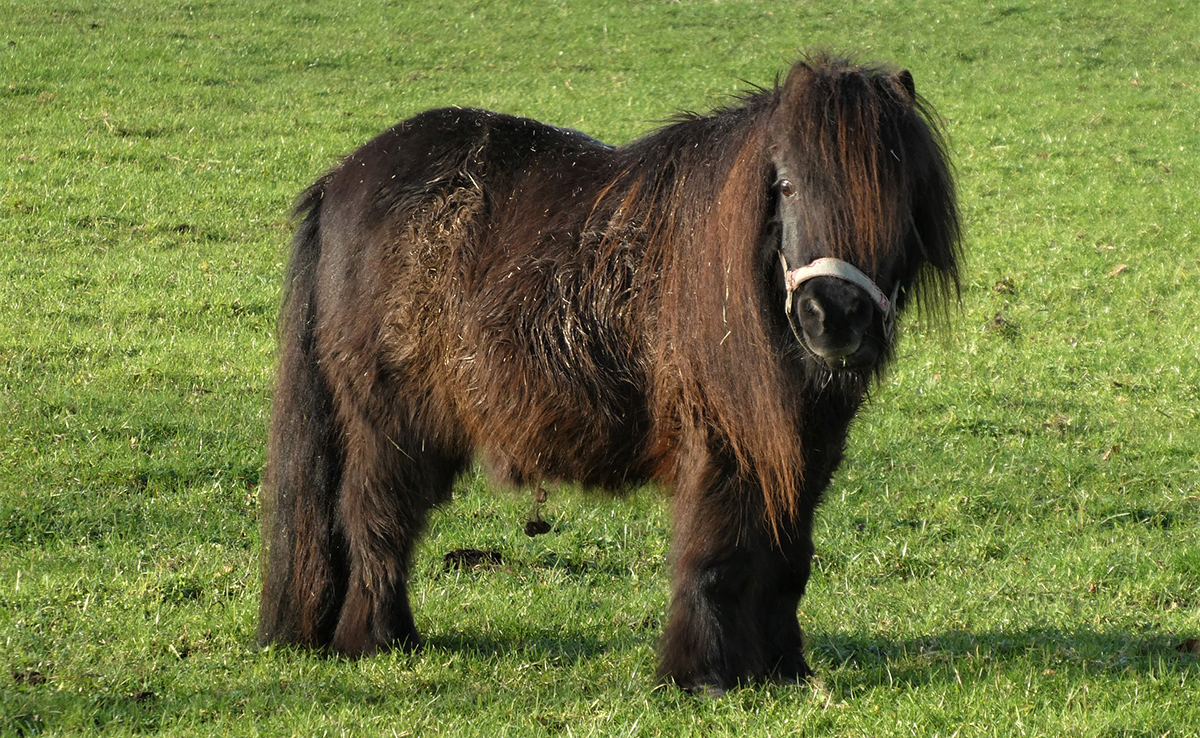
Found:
[257,53,961,694]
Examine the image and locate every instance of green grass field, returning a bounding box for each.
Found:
[3,0,1198,734]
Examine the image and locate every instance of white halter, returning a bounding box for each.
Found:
[779,254,899,347]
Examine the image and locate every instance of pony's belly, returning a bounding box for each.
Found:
[468,398,652,492]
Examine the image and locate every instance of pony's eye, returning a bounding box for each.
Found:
[779,179,795,197]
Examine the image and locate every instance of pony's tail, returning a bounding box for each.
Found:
[257,176,347,648]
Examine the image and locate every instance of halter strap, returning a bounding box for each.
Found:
[779,253,899,346]
[784,257,893,314]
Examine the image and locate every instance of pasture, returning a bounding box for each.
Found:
[2,0,1198,734]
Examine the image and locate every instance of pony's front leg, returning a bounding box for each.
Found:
[756,520,814,683]
[658,461,815,693]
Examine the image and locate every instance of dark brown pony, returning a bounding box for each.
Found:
[258,54,961,694]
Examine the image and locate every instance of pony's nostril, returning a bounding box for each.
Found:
[797,296,828,339]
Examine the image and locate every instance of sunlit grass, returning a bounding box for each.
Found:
[2,0,1198,734]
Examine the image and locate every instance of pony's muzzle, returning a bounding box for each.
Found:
[793,277,878,369]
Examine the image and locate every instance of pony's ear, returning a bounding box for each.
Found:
[781,58,815,95]
[896,69,916,100]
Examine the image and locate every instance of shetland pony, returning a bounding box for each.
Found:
[258,54,961,693]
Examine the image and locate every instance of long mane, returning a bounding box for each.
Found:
[598,55,961,529]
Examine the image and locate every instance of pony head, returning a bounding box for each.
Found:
[765,55,961,372]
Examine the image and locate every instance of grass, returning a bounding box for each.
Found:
[2,0,1199,734]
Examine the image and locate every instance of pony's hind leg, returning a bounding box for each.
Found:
[330,408,462,657]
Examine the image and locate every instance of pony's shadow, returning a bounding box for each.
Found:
[422,626,640,663]
[8,626,1194,735]
[417,622,1200,692]
[807,625,1200,691]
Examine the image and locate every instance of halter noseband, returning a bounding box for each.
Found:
[779,253,899,349]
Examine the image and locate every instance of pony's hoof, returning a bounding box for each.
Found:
[687,684,728,699]
[668,671,736,697]
[771,656,814,684]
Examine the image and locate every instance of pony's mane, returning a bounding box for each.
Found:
[594,54,961,530]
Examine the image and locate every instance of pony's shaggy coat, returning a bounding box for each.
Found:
[258,55,961,692]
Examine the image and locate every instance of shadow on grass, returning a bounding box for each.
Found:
[423,624,647,663]
[1,674,428,736]
[808,625,1200,692]
[6,625,1198,735]
[425,622,1200,686]
[0,629,646,734]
